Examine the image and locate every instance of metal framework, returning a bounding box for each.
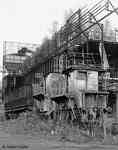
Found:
[18,0,118,76]
[2,0,118,116]
[59,0,118,50]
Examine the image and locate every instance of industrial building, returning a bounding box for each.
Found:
[2,0,118,122]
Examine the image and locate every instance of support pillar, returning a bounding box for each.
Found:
[116,93,118,122]
[43,74,47,95]
[65,73,69,94]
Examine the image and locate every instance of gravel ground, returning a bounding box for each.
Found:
[0,112,118,149]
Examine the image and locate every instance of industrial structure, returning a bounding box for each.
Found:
[2,42,39,118]
[2,0,118,121]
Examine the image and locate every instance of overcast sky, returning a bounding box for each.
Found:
[1,0,118,43]
[0,0,118,81]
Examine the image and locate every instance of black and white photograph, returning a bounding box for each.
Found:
[0,0,118,149]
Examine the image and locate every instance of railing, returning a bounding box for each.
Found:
[98,78,107,91]
[65,52,101,70]
[98,68,118,91]
[22,51,102,76]
[109,68,118,79]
